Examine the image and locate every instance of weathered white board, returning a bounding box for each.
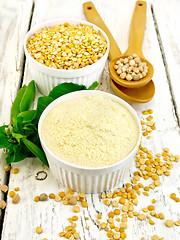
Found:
[152,0,180,123]
[0,0,33,223]
[1,0,180,239]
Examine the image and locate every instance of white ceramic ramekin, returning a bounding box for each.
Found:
[24,19,109,95]
[38,90,142,193]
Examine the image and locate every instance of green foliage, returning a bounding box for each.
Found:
[0,81,99,166]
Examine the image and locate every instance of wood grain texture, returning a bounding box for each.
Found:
[152,0,180,123]
[0,0,33,222]
[1,0,180,239]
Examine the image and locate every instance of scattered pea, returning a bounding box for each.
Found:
[69,197,77,205]
[82,201,88,208]
[64,232,71,239]
[55,195,61,202]
[149,219,155,225]
[0,185,8,193]
[49,193,55,199]
[175,221,180,226]
[36,226,43,234]
[9,191,16,198]
[152,235,159,240]
[34,196,40,202]
[0,200,7,209]
[39,193,48,201]
[74,232,80,239]
[4,164,11,172]
[158,213,165,220]
[138,214,146,221]
[12,168,19,174]
[165,219,174,227]
[73,206,80,213]
[72,215,78,221]
[12,194,20,204]
[59,191,66,198]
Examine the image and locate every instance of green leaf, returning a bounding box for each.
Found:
[11,132,24,143]
[23,124,36,137]
[88,81,99,90]
[19,80,36,112]
[11,85,27,125]
[48,82,87,99]
[33,96,54,123]
[0,125,11,149]
[13,116,24,135]
[17,110,36,123]
[12,144,29,162]
[21,138,48,166]
[0,126,17,158]
[6,155,14,165]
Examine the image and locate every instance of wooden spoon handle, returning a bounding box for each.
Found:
[83,1,122,60]
[125,0,147,57]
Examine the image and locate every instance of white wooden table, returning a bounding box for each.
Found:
[0,0,180,239]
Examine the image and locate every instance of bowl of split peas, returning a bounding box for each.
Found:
[24,19,109,95]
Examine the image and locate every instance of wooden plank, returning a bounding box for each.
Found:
[1,0,180,239]
[0,0,33,223]
[151,0,180,122]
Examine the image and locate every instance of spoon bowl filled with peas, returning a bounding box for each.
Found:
[109,1,154,89]
[109,53,154,88]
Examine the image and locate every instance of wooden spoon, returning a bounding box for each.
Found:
[83,1,155,103]
[109,1,154,88]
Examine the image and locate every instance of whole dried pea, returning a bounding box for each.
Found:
[69,197,77,205]
[120,72,126,79]
[114,65,119,70]
[133,74,140,81]
[12,194,20,204]
[0,185,8,193]
[39,193,48,201]
[126,74,133,81]
[129,60,136,66]
[4,164,11,172]
[0,200,7,209]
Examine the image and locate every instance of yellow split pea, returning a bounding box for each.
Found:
[73,206,80,213]
[26,23,107,70]
[36,226,43,234]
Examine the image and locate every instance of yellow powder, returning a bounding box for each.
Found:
[41,95,139,167]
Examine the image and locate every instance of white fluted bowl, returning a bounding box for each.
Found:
[38,90,141,193]
[24,19,109,95]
